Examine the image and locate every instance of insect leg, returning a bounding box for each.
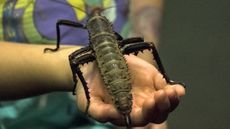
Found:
[69,46,92,94]
[44,20,86,52]
[119,37,144,48]
[121,42,184,86]
[114,31,123,41]
[69,51,95,114]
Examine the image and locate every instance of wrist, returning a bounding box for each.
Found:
[44,45,82,92]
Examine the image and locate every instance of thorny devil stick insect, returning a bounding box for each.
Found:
[44,6,185,129]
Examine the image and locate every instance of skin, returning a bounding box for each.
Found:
[0,42,76,100]
[129,0,164,67]
[0,0,186,128]
[0,42,185,128]
[130,0,164,44]
[76,54,185,127]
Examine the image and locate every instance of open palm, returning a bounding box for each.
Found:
[76,54,185,127]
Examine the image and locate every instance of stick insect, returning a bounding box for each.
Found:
[44,1,185,129]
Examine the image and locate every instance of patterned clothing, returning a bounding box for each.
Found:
[0,0,130,129]
[0,0,129,44]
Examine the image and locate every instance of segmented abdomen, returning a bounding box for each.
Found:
[94,36,132,114]
[87,15,132,114]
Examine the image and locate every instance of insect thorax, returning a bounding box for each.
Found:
[86,15,114,40]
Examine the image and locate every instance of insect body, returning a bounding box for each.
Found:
[45,9,133,128]
[87,11,132,115]
[44,6,184,129]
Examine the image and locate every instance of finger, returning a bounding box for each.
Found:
[139,90,171,124]
[128,107,148,127]
[140,96,157,126]
[152,90,170,124]
[154,72,167,90]
[173,84,186,97]
[164,86,180,112]
[153,111,169,124]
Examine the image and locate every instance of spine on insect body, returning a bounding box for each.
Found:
[86,14,132,115]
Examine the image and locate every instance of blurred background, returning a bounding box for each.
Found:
[159,0,230,128]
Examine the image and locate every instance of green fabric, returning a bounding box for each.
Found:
[120,21,131,38]
[22,1,55,44]
[0,93,114,129]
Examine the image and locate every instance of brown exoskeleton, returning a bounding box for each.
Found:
[44,1,184,129]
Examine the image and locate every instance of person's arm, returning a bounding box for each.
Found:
[0,41,80,100]
[129,0,164,65]
[0,41,185,128]
[130,0,163,43]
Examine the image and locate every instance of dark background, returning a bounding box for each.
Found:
[159,0,230,129]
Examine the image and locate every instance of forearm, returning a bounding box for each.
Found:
[0,42,80,100]
[129,0,164,65]
[130,0,164,44]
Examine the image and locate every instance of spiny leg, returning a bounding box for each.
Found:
[70,45,92,58]
[44,19,85,52]
[149,43,185,86]
[119,37,144,48]
[114,31,123,41]
[121,41,184,86]
[69,52,95,114]
[69,46,92,95]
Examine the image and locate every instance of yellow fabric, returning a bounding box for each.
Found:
[22,1,55,43]
[67,0,86,21]
[0,0,4,40]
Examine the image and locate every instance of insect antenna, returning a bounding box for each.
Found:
[85,0,116,16]
[51,0,116,16]
[50,0,90,16]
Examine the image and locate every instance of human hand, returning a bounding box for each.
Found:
[75,54,185,127]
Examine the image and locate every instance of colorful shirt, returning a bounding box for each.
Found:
[0,0,129,45]
[0,0,130,129]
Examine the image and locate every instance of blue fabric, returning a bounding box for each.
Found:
[1,0,129,45]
